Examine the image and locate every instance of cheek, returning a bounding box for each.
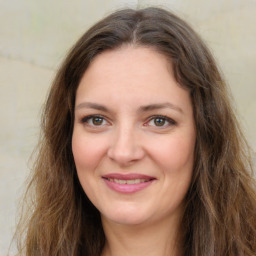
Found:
[72,131,107,171]
[149,134,195,172]
[153,134,195,207]
[72,132,106,201]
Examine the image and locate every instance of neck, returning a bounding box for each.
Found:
[101,215,183,256]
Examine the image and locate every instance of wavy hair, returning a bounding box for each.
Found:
[16,7,256,256]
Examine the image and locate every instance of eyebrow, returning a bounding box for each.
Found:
[75,101,183,114]
[75,102,109,112]
[139,102,183,114]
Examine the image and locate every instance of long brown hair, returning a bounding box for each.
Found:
[16,7,256,256]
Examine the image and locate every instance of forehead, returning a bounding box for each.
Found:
[75,46,191,113]
[78,46,174,92]
[88,45,171,72]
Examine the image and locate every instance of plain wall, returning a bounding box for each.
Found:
[0,0,255,254]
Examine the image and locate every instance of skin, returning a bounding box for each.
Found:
[72,46,196,256]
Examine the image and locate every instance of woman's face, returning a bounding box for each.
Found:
[72,46,196,226]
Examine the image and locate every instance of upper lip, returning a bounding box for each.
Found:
[102,173,156,180]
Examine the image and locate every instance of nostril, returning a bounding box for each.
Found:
[107,147,144,165]
[107,129,145,165]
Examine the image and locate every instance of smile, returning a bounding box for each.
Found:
[102,173,156,194]
[105,178,152,184]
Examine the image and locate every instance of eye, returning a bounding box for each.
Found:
[146,115,176,128]
[81,115,108,127]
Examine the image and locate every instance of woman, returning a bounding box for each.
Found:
[17,7,256,256]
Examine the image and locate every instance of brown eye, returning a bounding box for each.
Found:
[81,115,108,127]
[145,115,176,128]
[154,118,166,126]
[92,117,103,125]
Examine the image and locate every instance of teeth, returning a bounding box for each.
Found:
[107,178,150,184]
[114,179,126,184]
[134,179,141,184]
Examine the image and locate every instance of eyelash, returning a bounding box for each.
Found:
[145,115,177,128]
[81,115,108,126]
[80,114,177,128]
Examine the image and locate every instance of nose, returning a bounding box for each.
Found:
[107,125,145,166]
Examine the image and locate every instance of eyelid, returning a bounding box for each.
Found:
[144,115,177,127]
[80,114,110,126]
[79,114,176,129]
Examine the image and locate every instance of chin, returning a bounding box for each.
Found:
[105,215,148,226]
[102,205,151,226]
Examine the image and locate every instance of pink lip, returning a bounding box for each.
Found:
[103,173,155,180]
[102,173,156,194]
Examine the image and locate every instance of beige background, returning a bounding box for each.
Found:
[1,0,255,255]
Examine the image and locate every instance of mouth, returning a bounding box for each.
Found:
[102,173,156,193]
[103,178,154,184]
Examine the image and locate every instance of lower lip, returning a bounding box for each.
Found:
[103,179,155,194]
